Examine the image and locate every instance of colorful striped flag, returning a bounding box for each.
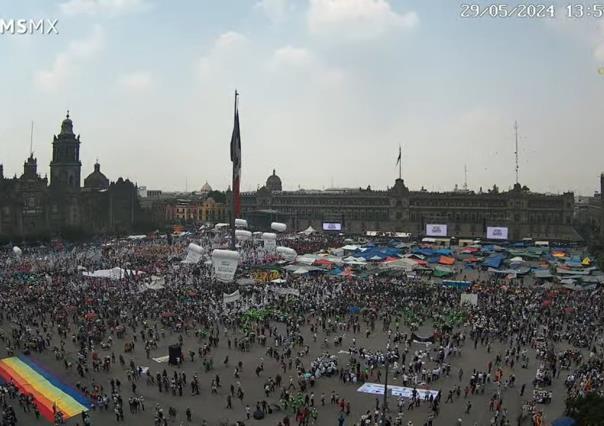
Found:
[0,356,91,421]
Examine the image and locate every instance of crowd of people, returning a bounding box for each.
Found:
[0,232,602,425]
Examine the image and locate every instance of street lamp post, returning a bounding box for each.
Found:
[381,346,390,425]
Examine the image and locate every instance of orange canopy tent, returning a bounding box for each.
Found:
[439,256,456,265]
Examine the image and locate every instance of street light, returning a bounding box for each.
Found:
[381,343,391,425]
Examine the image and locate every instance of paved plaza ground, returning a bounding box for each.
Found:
[0,299,573,426]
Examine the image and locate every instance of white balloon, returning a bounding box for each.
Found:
[212,249,240,283]
[12,246,22,256]
[235,230,252,241]
[271,222,287,232]
[188,243,204,254]
[235,219,248,228]
[276,246,297,260]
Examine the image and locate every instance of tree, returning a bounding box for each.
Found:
[566,394,604,425]
[207,190,226,204]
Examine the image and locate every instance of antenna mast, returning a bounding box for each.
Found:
[463,164,468,191]
[29,121,34,156]
[514,121,519,185]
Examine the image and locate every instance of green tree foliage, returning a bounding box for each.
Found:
[566,394,604,425]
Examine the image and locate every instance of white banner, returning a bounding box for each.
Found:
[223,290,241,304]
[264,239,277,252]
[262,232,277,252]
[486,226,508,240]
[426,224,447,237]
[271,287,300,297]
[460,293,478,306]
[357,383,439,399]
[212,249,240,283]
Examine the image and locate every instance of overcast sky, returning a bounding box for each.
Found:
[1,0,603,195]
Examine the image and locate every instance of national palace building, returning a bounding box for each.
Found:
[238,170,582,241]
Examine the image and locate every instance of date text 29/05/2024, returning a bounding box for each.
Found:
[460,4,604,18]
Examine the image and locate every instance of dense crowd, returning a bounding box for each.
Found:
[0,233,602,426]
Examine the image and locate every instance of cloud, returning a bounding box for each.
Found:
[308,0,418,41]
[198,32,251,82]
[34,26,104,92]
[255,0,290,23]
[271,46,314,68]
[118,71,153,91]
[60,0,149,16]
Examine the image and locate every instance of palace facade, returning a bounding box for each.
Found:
[238,171,581,241]
[0,113,140,240]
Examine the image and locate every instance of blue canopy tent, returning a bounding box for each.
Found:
[551,417,576,426]
[413,248,434,257]
[442,280,472,289]
[483,255,505,269]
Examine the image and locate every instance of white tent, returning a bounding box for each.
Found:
[298,226,316,235]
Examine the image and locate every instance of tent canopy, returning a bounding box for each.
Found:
[298,226,316,235]
[438,256,455,265]
[483,255,504,269]
[551,417,576,426]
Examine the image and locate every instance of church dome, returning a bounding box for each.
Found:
[200,182,212,193]
[266,169,282,192]
[84,162,109,191]
[60,111,74,135]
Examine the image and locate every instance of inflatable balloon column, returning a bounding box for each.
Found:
[276,246,297,262]
[235,218,248,228]
[13,246,22,258]
[235,230,252,241]
[183,243,204,264]
[211,249,240,283]
[262,232,277,253]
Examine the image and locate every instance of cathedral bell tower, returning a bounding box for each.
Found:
[50,111,82,192]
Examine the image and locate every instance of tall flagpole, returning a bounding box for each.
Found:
[230,90,239,250]
[398,145,402,180]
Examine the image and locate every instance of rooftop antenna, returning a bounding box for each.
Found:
[29,121,34,156]
[463,164,468,191]
[514,121,519,185]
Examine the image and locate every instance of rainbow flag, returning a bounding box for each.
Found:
[0,356,91,421]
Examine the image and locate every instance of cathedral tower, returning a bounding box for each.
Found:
[50,111,81,191]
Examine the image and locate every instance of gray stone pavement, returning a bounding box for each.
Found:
[1,311,573,426]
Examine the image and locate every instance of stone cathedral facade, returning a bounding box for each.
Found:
[0,113,140,240]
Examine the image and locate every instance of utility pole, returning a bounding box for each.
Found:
[514,121,519,185]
